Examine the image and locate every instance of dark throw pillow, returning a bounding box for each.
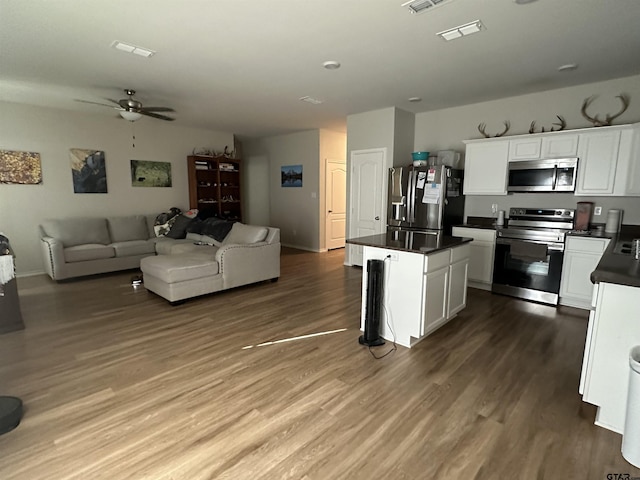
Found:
[165,215,194,239]
[200,218,234,242]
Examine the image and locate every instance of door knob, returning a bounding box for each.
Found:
[328,210,333,213]
[375,216,380,220]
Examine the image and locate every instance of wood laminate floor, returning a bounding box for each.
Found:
[1,248,638,480]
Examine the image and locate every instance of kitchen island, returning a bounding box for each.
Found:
[347,231,472,348]
[580,227,640,434]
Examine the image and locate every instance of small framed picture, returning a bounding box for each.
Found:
[281,165,302,187]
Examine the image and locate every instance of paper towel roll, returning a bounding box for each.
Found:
[496,210,505,226]
[605,209,622,233]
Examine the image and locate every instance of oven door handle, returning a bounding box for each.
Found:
[496,237,564,251]
[552,165,558,190]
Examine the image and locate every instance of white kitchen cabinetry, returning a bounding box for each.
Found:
[447,246,469,317]
[462,140,509,195]
[581,282,640,433]
[508,133,579,161]
[576,129,621,195]
[361,244,470,348]
[451,227,495,291]
[559,236,610,309]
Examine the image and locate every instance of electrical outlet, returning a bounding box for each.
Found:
[387,253,398,262]
[594,206,602,216]
[491,204,498,214]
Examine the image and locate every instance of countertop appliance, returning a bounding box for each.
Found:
[388,165,464,235]
[508,158,578,193]
[492,207,575,306]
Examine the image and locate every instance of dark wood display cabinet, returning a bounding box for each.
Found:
[187,155,242,221]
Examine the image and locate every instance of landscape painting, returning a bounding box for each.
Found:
[70,149,107,193]
[0,150,42,185]
[281,165,303,187]
[130,160,172,187]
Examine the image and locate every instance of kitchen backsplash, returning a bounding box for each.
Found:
[464,193,640,225]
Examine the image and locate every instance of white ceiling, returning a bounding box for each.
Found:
[2,0,640,138]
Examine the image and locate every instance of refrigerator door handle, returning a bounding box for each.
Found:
[407,170,414,223]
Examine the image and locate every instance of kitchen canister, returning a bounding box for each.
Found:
[496,210,505,226]
[605,209,623,233]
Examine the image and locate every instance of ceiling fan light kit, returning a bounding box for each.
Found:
[75,89,175,122]
[119,110,143,122]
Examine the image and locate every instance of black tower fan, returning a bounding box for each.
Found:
[359,259,385,347]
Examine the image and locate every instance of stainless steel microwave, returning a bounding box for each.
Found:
[507,158,578,193]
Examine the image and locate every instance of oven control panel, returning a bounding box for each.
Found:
[509,208,575,219]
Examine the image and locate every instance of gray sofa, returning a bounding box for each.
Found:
[39,217,281,300]
[40,215,160,281]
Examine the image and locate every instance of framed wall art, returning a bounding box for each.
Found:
[70,148,107,193]
[281,165,302,187]
[0,150,42,185]
[130,160,172,187]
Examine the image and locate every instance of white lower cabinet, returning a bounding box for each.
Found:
[452,227,495,290]
[559,236,610,309]
[581,282,640,434]
[361,243,470,348]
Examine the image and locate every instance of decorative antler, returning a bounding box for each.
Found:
[478,121,510,138]
[529,115,566,134]
[581,94,631,127]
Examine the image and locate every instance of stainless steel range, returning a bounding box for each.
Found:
[492,207,575,306]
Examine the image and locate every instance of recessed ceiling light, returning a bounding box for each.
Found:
[323,61,341,70]
[408,97,422,103]
[514,0,538,4]
[111,41,155,58]
[558,63,578,72]
[299,96,324,105]
[437,20,485,41]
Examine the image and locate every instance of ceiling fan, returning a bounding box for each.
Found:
[76,89,175,121]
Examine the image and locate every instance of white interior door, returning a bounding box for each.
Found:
[325,158,346,250]
[348,148,387,266]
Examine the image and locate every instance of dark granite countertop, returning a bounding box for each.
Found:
[347,231,472,255]
[591,225,640,288]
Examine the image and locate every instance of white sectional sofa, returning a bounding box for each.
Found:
[39,216,281,302]
[141,223,281,303]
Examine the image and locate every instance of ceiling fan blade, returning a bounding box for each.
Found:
[140,110,175,121]
[74,99,119,109]
[141,106,175,113]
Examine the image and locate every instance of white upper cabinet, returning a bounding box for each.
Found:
[465,123,639,197]
[576,129,621,195]
[542,134,579,158]
[463,140,509,195]
[509,137,541,160]
[508,133,579,162]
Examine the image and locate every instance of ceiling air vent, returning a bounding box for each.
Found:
[401,0,451,15]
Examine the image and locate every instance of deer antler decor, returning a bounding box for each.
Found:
[581,94,630,127]
[528,115,567,134]
[478,121,510,138]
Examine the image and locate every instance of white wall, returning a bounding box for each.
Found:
[0,101,234,275]
[261,130,321,250]
[242,154,270,226]
[414,74,640,224]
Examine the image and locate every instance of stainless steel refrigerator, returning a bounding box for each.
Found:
[387,165,464,235]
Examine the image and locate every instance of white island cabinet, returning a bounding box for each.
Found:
[581,282,640,433]
[360,243,470,348]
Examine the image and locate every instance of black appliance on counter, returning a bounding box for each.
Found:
[388,165,464,235]
[492,207,575,306]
